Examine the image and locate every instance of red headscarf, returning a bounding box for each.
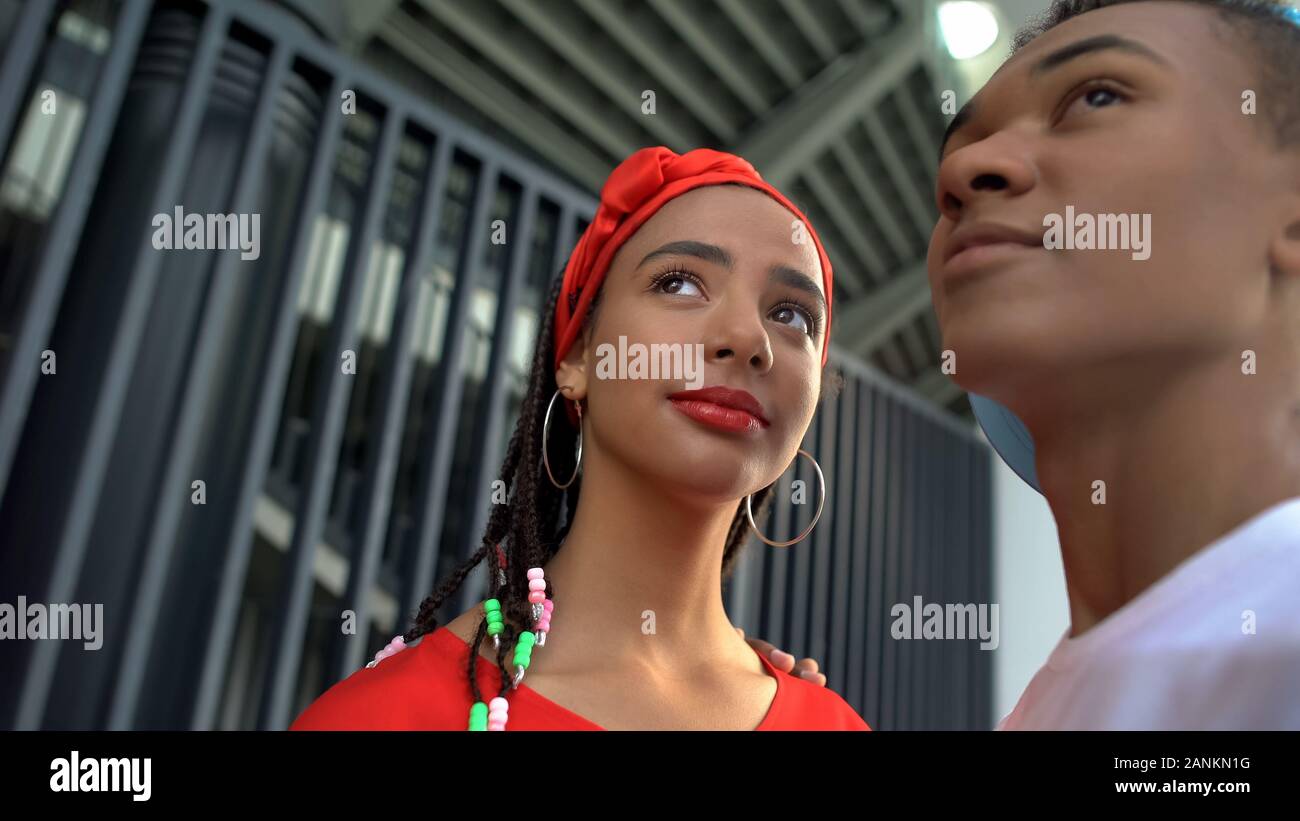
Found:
[553,147,834,411]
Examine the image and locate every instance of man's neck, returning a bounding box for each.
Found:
[1016,351,1300,637]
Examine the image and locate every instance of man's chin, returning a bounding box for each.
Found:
[935,327,1071,406]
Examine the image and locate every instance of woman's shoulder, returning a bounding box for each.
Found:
[289,624,480,731]
[763,661,872,730]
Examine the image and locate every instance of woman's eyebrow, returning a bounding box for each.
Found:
[638,239,825,311]
[770,264,827,313]
[638,240,732,269]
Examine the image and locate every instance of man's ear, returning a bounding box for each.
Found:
[1269,189,1300,280]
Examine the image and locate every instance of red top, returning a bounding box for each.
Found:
[291,626,871,730]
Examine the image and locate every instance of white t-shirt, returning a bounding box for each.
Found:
[998,496,1300,730]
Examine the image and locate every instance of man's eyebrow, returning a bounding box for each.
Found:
[1030,33,1170,77]
[937,34,1169,165]
[637,240,826,312]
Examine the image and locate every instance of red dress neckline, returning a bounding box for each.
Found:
[426,625,785,730]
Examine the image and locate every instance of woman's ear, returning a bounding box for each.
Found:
[555,329,590,402]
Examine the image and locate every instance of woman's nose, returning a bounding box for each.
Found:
[703,303,773,374]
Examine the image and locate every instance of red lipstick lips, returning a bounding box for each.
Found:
[667,386,769,433]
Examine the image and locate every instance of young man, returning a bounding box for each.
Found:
[928,0,1300,729]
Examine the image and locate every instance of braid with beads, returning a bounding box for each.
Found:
[401,197,841,708]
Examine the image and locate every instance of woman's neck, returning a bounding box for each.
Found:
[1019,351,1300,638]
[533,448,752,679]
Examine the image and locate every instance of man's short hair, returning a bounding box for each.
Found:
[1013,1,1300,149]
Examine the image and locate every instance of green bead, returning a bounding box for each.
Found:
[486,621,502,635]
[517,630,535,646]
[486,611,503,624]
[484,599,500,613]
[468,702,488,730]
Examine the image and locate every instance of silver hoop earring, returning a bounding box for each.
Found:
[542,387,583,489]
[745,448,826,547]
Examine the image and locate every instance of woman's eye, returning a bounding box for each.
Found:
[772,305,812,336]
[656,273,702,297]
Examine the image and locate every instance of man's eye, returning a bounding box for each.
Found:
[1061,82,1127,119]
[1081,87,1120,108]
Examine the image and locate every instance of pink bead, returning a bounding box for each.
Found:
[488,710,508,722]
[543,599,554,613]
[528,591,545,603]
[538,616,550,627]
[527,568,544,580]
[528,578,546,592]
[489,697,508,711]
[488,720,506,731]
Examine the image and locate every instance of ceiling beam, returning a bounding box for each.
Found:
[776,0,839,63]
[861,110,935,238]
[892,86,939,182]
[801,165,881,290]
[838,260,932,356]
[830,139,914,261]
[648,0,770,116]
[379,10,610,191]
[417,0,643,160]
[717,0,806,90]
[733,17,923,187]
[500,0,704,150]
[574,0,739,142]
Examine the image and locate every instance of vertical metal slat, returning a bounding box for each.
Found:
[398,158,501,649]
[330,134,454,677]
[0,0,151,507]
[13,3,228,730]
[0,0,57,150]
[259,103,407,729]
[191,70,349,730]
[106,43,292,730]
[451,184,540,618]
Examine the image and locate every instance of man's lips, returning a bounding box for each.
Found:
[943,221,1044,266]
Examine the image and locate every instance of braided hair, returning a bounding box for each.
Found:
[401,190,842,707]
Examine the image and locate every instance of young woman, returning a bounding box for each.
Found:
[291,146,870,730]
